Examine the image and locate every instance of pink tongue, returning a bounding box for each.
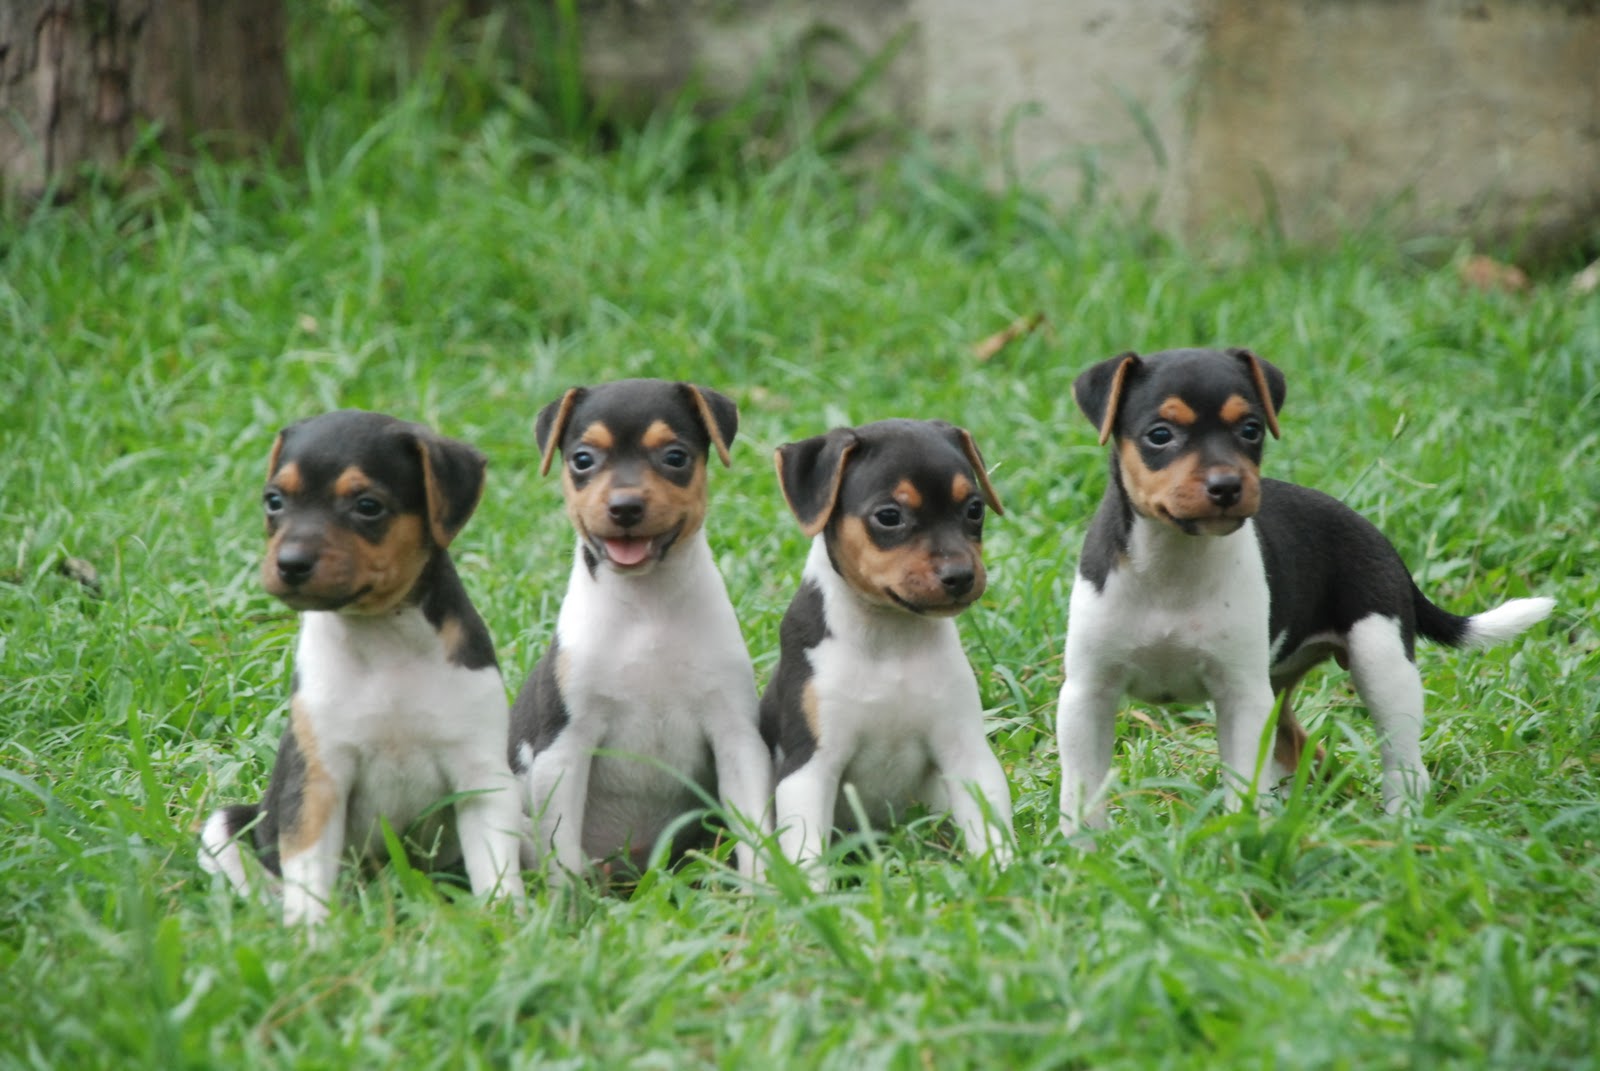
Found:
[604,538,652,566]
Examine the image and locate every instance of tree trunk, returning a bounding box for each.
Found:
[0,1,294,200]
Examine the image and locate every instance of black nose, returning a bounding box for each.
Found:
[938,563,975,598]
[275,545,317,585]
[607,494,645,528]
[1205,472,1243,508]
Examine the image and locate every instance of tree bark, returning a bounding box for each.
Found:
[0,1,294,200]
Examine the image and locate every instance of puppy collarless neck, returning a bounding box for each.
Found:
[807,537,953,645]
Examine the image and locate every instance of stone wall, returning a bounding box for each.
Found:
[577,0,1600,258]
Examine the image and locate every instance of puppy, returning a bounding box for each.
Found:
[510,379,770,881]
[762,419,1015,888]
[200,410,525,925]
[1056,348,1555,831]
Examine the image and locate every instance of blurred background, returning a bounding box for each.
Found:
[4,0,1597,268]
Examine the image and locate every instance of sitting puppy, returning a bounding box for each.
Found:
[761,419,1015,888]
[1056,347,1555,832]
[200,411,525,925]
[510,379,770,881]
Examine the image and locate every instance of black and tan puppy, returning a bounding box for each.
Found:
[200,410,525,925]
[1056,348,1556,832]
[510,379,770,881]
[761,419,1015,889]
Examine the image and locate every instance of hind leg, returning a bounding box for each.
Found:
[1346,614,1429,813]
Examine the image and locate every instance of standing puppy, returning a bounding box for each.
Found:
[762,419,1015,888]
[1056,348,1555,833]
[200,411,525,926]
[510,379,770,881]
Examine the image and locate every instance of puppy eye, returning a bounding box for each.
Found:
[965,499,985,523]
[353,497,386,519]
[661,446,691,469]
[263,491,285,514]
[873,506,904,528]
[570,449,597,473]
[1145,425,1176,447]
[1238,420,1265,443]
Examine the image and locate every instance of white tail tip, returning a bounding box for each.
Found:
[1463,596,1556,648]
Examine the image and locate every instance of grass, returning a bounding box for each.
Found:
[3,14,1598,1069]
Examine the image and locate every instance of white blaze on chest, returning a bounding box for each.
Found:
[556,531,752,717]
[1069,518,1272,705]
[802,539,983,803]
[292,606,510,849]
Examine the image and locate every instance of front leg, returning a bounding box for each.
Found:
[708,716,773,881]
[452,761,528,906]
[278,767,349,928]
[523,727,596,879]
[773,757,842,892]
[1055,672,1124,837]
[1209,672,1278,814]
[930,742,1015,867]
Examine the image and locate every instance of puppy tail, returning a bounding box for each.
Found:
[1415,587,1555,650]
[199,804,263,896]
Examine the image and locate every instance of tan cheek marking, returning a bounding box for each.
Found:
[564,466,612,535]
[834,516,937,604]
[802,679,823,745]
[1158,397,1197,425]
[279,697,340,858]
[951,474,974,503]
[645,462,708,538]
[352,514,430,612]
[1156,453,1207,517]
[334,466,369,498]
[641,420,677,450]
[893,480,923,510]
[260,528,288,592]
[274,463,303,495]
[1119,440,1206,521]
[1118,439,1162,518]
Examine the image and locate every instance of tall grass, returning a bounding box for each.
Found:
[2,8,1596,1069]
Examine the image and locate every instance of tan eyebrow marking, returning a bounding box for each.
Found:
[1220,395,1252,423]
[334,466,369,497]
[1158,397,1197,425]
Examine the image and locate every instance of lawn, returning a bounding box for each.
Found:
[2,14,1598,1070]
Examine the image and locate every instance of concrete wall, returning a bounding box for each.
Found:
[577,0,1600,258]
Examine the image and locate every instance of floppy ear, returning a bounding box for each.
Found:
[774,428,859,537]
[1073,352,1141,445]
[935,422,1005,516]
[411,428,488,548]
[682,383,738,467]
[1228,347,1285,438]
[536,388,584,476]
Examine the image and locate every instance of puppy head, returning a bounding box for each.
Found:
[775,419,1003,616]
[260,410,486,612]
[535,379,737,575]
[1073,347,1286,535]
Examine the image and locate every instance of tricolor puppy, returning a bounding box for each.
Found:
[200,410,525,926]
[761,419,1015,888]
[510,379,770,881]
[1055,348,1555,832]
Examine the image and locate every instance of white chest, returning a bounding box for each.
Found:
[293,610,509,755]
[804,548,983,807]
[1066,520,1272,705]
